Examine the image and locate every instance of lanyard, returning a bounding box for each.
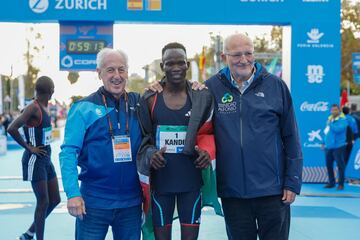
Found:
[101,93,129,138]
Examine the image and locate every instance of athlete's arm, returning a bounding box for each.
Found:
[194,146,210,169]
[150,146,167,170]
[7,103,47,156]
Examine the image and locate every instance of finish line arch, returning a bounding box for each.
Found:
[1,0,341,183]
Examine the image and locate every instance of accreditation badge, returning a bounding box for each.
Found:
[112,135,132,163]
[156,125,187,153]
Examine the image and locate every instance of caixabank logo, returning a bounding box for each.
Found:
[303,129,323,148]
[297,28,334,49]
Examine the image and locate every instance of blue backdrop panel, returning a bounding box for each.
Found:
[346,139,360,180]
[0,0,341,182]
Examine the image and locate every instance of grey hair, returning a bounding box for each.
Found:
[223,33,254,52]
[96,48,129,68]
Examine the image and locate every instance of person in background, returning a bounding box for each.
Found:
[8,76,61,240]
[322,104,348,190]
[342,106,359,166]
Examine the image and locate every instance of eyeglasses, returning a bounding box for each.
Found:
[224,51,254,60]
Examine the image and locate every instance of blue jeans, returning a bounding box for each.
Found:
[325,146,346,186]
[75,205,142,240]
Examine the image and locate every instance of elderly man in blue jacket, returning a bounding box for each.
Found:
[205,33,303,240]
[322,104,348,190]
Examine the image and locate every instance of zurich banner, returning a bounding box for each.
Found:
[0,0,341,183]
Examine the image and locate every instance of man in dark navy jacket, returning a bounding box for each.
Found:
[206,33,303,240]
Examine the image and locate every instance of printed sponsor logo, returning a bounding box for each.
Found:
[304,129,322,148]
[297,28,334,49]
[29,0,49,14]
[300,101,329,112]
[240,0,284,2]
[61,55,96,68]
[306,65,325,84]
[302,0,329,2]
[221,93,233,103]
[55,0,107,10]
[354,149,360,170]
[218,93,236,114]
[255,92,265,97]
[95,108,103,116]
[307,29,324,44]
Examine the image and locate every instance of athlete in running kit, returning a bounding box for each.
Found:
[137,42,213,240]
[8,76,61,240]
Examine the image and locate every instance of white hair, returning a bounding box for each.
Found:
[223,33,254,52]
[96,48,129,68]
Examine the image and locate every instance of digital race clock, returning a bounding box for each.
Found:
[66,40,106,54]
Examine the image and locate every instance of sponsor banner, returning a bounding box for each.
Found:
[0,1,339,23]
[353,53,360,84]
[346,139,360,179]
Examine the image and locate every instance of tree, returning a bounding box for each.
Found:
[341,0,360,94]
[127,73,147,94]
[67,72,80,84]
[24,26,44,99]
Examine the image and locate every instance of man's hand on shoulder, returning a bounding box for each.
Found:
[191,81,207,91]
[147,81,163,93]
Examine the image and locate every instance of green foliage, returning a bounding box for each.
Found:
[341,0,360,94]
[24,26,43,99]
[127,74,147,94]
[70,95,83,105]
[67,72,80,84]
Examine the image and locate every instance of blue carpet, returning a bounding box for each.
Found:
[292,206,359,219]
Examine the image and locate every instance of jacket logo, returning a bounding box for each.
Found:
[255,92,265,97]
[185,110,191,117]
[221,93,233,103]
[95,108,103,116]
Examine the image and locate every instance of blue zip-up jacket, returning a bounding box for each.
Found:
[345,114,358,136]
[205,63,303,198]
[324,113,348,149]
[59,87,142,208]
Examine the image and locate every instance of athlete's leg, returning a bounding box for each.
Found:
[177,191,201,240]
[26,177,60,234]
[151,192,175,240]
[31,180,50,240]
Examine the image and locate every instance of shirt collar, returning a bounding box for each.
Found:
[230,66,256,90]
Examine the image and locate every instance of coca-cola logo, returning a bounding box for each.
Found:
[300,101,329,112]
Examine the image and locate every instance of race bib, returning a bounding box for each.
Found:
[42,127,52,145]
[156,125,187,153]
[112,135,132,163]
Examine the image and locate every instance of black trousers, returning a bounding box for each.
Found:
[221,195,290,240]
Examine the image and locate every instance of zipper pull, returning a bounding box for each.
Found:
[118,123,120,129]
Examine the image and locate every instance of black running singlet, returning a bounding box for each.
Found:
[151,92,202,193]
[23,100,52,154]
